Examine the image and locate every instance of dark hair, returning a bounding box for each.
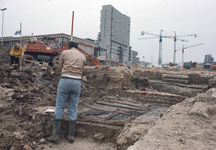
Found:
[68,42,78,49]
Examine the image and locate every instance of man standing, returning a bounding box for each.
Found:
[47,40,86,143]
[10,43,24,66]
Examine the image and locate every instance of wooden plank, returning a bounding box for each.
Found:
[77,117,131,126]
[106,112,120,120]
[187,84,208,89]
[108,100,147,109]
[162,78,189,84]
[162,74,189,79]
[97,101,147,111]
[89,104,117,112]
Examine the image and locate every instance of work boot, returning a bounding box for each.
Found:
[67,120,76,143]
[47,119,62,143]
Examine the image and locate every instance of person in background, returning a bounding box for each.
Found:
[10,43,24,66]
[127,66,133,76]
[47,40,86,143]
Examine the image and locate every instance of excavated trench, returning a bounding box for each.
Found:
[0,64,216,150]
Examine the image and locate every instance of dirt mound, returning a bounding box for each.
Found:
[128,88,216,150]
[1,64,214,150]
[129,62,141,69]
[0,65,149,150]
[0,66,61,149]
[0,44,12,65]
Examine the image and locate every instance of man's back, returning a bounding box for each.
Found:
[47,40,86,144]
[58,48,86,76]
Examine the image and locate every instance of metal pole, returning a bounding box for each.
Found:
[173,31,176,64]
[19,22,22,68]
[1,8,6,45]
[158,30,163,65]
[143,56,145,67]
[71,11,74,40]
[1,10,4,44]
[182,45,184,63]
[20,22,22,45]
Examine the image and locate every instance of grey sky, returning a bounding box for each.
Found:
[1,0,215,65]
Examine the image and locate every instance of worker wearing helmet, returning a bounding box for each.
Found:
[47,40,86,143]
[10,43,24,66]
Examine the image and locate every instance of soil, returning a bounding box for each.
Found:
[128,88,216,150]
[1,44,216,150]
[0,44,11,65]
[36,138,116,150]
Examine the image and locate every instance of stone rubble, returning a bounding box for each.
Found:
[0,45,216,150]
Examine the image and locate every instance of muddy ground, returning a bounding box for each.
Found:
[0,64,150,150]
[1,45,216,150]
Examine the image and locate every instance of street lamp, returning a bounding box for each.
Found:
[0,8,7,45]
[142,56,145,67]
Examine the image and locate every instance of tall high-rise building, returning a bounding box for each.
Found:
[204,54,214,63]
[97,5,131,64]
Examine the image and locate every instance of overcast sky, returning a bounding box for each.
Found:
[1,0,215,65]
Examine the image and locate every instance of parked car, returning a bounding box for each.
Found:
[162,64,170,68]
[170,65,180,69]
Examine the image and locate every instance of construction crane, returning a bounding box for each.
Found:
[139,30,188,65]
[176,43,204,63]
[173,32,197,64]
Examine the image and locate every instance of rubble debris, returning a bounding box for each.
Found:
[209,76,216,88]
[162,74,189,84]
[0,65,150,149]
[93,133,105,141]
[1,45,216,150]
[129,62,141,69]
[39,138,46,144]
[0,44,11,66]
[24,144,32,150]
[116,123,152,150]
[128,88,216,150]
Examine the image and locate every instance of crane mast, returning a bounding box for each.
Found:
[173,32,197,64]
[140,30,188,65]
[173,31,177,64]
[175,43,204,63]
[158,30,163,65]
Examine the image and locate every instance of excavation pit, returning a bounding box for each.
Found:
[30,89,184,145]
[0,63,216,150]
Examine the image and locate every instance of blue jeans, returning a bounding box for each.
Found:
[53,77,81,121]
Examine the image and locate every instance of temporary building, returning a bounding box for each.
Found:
[204,63,211,69]
[178,63,183,67]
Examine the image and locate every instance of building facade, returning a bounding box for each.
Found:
[204,54,214,64]
[2,33,94,55]
[129,46,140,63]
[131,50,140,63]
[97,5,131,64]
